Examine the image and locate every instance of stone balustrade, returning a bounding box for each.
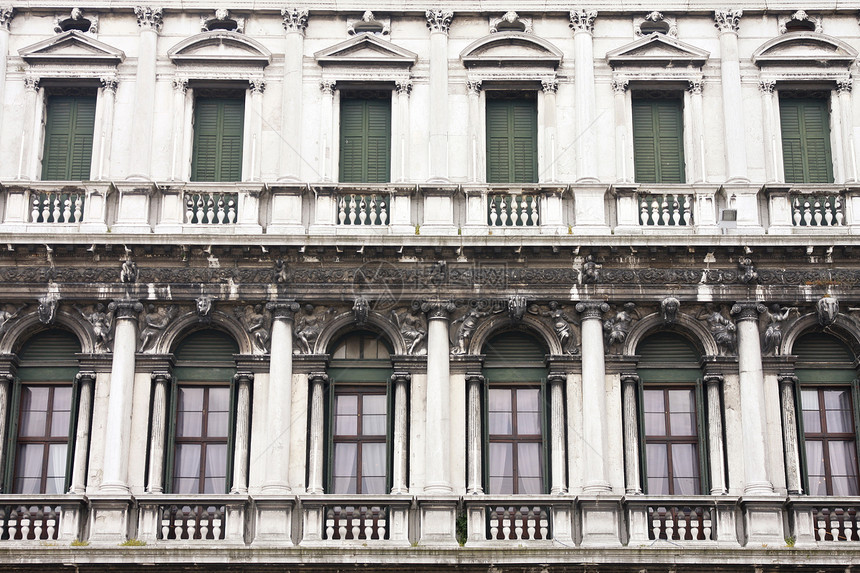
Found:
[0,495,86,542]
[787,497,860,545]
[137,494,247,545]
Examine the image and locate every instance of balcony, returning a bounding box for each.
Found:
[463,495,573,545]
[0,495,86,542]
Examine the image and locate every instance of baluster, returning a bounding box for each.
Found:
[512,508,523,540]
[205,196,215,224]
[660,195,670,226]
[650,198,660,225]
[62,197,72,223]
[378,513,387,540]
[509,195,519,226]
[52,196,61,223]
[369,196,378,225]
[851,508,859,541]
[32,197,41,223]
[161,515,170,540]
[499,197,510,226]
[200,507,210,539]
[703,510,712,541]
[74,195,83,222]
[803,199,813,226]
[46,509,57,540]
[216,197,226,224]
[682,194,692,226]
[651,509,660,540]
[640,198,649,225]
[338,511,348,540]
[531,196,539,226]
[675,508,686,540]
[489,198,498,226]
[380,199,388,225]
[831,509,842,541]
[816,509,827,541]
[793,198,802,226]
[502,508,512,539]
[348,195,358,225]
[519,196,528,226]
[195,196,205,224]
[812,199,823,226]
[824,197,834,226]
[227,199,236,224]
[33,507,44,540]
[358,196,368,225]
[539,509,548,539]
[350,508,361,539]
[338,197,347,225]
[835,198,844,226]
[9,508,19,540]
[526,508,536,539]
[186,197,195,224]
[666,510,675,540]
[364,507,373,540]
[489,509,499,540]
[672,195,681,226]
[21,508,31,540]
[42,197,51,223]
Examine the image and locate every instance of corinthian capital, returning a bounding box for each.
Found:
[134,6,163,31]
[426,9,453,34]
[0,6,14,31]
[569,9,597,34]
[100,77,119,94]
[714,9,742,33]
[575,301,609,320]
[24,76,40,92]
[282,7,308,34]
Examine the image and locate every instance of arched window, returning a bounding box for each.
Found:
[482,331,548,494]
[168,329,239,494]
[327,331,393,494]
[6,330,81,494]
[794,333,859,496]
[636,332,705,495]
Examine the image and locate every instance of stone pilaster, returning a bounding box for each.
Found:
[68,372,96,494]
[145,371,170,493]
[0,7,14,136]
[541,79,559,183]
[704,373,728,495]
[426,9,453,181]
[319,80,336,181]
[231,372,254,494]
[306,371,328,494]
[570,9,599,182]
[391,371,411,493]
[465,372,484,494]
[548,371,568,494]
[576,301,610,492]
[466,80,483,182]
[129,7,162,179]
[778,373,803,494]
[612,79,631,182]
[280,8,309,179]
[759,80,779,182]
[248,80,266,181]
[422,300,455,493]
[621,373,641,495]
[714,9,748,181]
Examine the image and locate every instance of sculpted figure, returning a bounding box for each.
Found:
[0,304,26,334]
[581,255,601,284]
[451,308,491,355]
[76,303,111,351]
[604,303,638,348]
[196,296,213,321]
[38,293,60,325]
[295,305,334,354]
[816,296,839,326]
[390,304,427,355]
[236,305,270,351]
[120,258,138,284]
[763,304,796,355]
[139,304,177,351]
[540,301,578,354]
[699,304,737,355]
[738,257,758,285]
[660,297,680,325]
[274,259,289,284]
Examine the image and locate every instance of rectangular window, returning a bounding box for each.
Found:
[42,94,96,181]
[780,95,833,184]
[643,387,700,495]
[339,94,391,183]
[632,95,685,184]
[331,388,387,494]
[13,385,72,494]
[487,386,543,494]
[486,94,538,183]
[172,385,230,494]
[191,95,245,182]
[801,387,859,496]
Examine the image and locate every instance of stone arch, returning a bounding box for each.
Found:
[469,314,561,357]
[752,32,857,67]
[460,31,563,68]
[315,311,406,356]
[155,309,254,356]
[624,312,716,358]
[168,30,272,65]
[780,312,860,357]
[0,308,94,355]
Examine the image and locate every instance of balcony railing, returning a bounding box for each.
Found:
[626,496,738,545]
[788,498,860,544]
[0,496,85,542]
[647,504,713,541]
[185,191,238,225]
[488,193,539,227]
[137,495,247,544]
[791,194,844,227]
[638,192,693,227]
[301,495,411,545]
[31,191,85,224]
[337,193,390,226]
[464,495,572,544]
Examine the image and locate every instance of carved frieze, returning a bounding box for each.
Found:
[450,306,495,355]
[120,257,139,284]
[738,256,758,285]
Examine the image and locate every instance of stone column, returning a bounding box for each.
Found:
[714,9,748,182]
[170,78,188,181]
[704,373,728,495]
[621,373,641,495]
[422,300,455,493]
[101,299,143,493]
[129,6,162,179]
[466,80,483,183]
[759,80,779,182]
[94,77,118,180]
[145,371,170,493]
[687,80,706,183]
[465,372,484,494]
[778,373,803,494]
[280,8,308,180]
[612,79,630,182]
[19,76,41,180]
[837,79,856,182]
[569,9,599,182]
[425,9,453,181]
[262,301,299,493]
[730,302,774,494]
[548,371,568,494]
[391,371,411,494]
[247,80,266,181]
[231,372,253,494]
[69,372,96,494]
[319,81,336,181]
[575,301,610,492]
[0,7,13,134]
[394,80,412,182]
[306,372,327,494]
[0,373,12,490]
[541,79,559,183]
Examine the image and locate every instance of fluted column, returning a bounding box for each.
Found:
[548,371,568,494]
[778,373,803,494]
[319,81,336,181]
[247,80,266,181]
[576,301,610,492]
[731,302,774,494]
[280,8,308,180]
[19,76,41,180]
[101,299,143,493]
[758,80,779,182]
[621,373,642,495]
[425,9,453,181]
[687,80,706,183]
[465,372,484,494]
[466,80,483,183]
[263,300,299,493]
[391,371,411,494]
[129,6,162,179]
[146,371,170,493]
[306,372,327,494]
[569,9,598,182]
[704,374,727,495]
[69,372,96,494]
[170,78,188,180]
[95,78,118,180]
[393,80,412,182]
[422,300,455,493]
[541,80,559,183]
[837,79,856,182]
[612,79,630,182]
[231,372,253,494]
[0,373,12,491]
[0,7,13,135]
[714,9,747,181]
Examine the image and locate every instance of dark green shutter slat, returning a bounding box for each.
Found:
[483,331,547,365]
[192,97,244,182]
[18,330,81,381]
[42,96,95,181]
[339,98,391,183]
[633,98,684,184]
[780,97,833,184]
[637,333,700,384]
[486,99,537,183]
[793,333,856,383]
[174,330,239,363]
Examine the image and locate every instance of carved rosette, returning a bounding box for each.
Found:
[687,80,703,95]
[0,6,14,30]
[575,301,609,320]
[24,76,40,92]
[714,9,742,33]
[569,9,597,34]
[134,6,163,31]
[109,299,144,320]
[611,79,629,94]
[281,7,309,34]
[421,300,456,320]
[267,300,301,321]
[425,9,453,34]
[730,301,766,322]
[320,80,336,95]
[541,79,559,94]
[249,79,266,94]
[395,80,413,95]
[759,80,776,94]
[100,77,119,94]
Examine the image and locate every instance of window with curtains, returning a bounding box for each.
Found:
[327,331,393,494]
[191,93,245,182]
[482,330,548,495]
[4,330,82,494]
[168,329,239,495]
[794,332,859,496]
[632,93,685,184]
[779,92,834,184]
[485,92,538,184]
[636,332,707,495]
[41,92,97,181]
[339,92,391,183]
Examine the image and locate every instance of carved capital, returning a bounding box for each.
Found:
[308,371,328,385]
[620,373,640,386]
[730,301,766,322]
[249,79,266,94]
[547,371,567,385]
[425,9,453,34]
[172,77,189,94]
[267,300,300,321]
[465,372,485,385]
[777,372,798,387]
[150,370,172,384]
[281,7,309,34]
[611,79,629,94]
[320,80,336,95]
[134,6,163,31]
[837,78,853,94]
[390,371,412,385]
[759,80,776,94]
[541,79,559,94]
[109,299,144,320]
[100,77,119,94]
[703,373,724,386]
[714,9,742,33]
[24,76,40,92]
[233,371,254,385]
[569,9,597,34]
[575,301,609,320]
[0,6,14,30]
[687,80,703,95]
[76,371,97,384]
[395,80,413,95]
[421,300,456,320]
[467,80,482,95]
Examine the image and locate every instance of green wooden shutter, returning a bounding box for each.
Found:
[339,97,391,183]
[633,98,685,184]
[192,97,245,182]
[42,95,96,181]
[486,98,537,183]
[780,97,833,184]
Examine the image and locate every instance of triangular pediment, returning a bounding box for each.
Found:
[753,32,857,67]
[19,30,124,65]
[168,31,271,65]
[460,32,562,68]
[607,33,709,67]
[315,33,417,67]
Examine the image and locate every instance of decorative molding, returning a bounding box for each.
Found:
[714,9,742,34]
[634,11,677,38]
[23,76,40,91]
[347,11,390,37]
[779,10,822,35]
[150,370,172,383]
[575,301,609,321]
[467,80,482,94]
[390,371,411,384]
[425,9,453,34]
[320,80,336,95]
[489,11,532,34]
[281,7,309,34]
[168,31,271,68]
[267,300,300,321]
[233,371,254,384]
[76,303,112,352]
[569,9,597,34]
[172,77,188,93]
[76,370,98,383]
[201,9,244,34]
[703,373,724,386]
[837,78,853,94]
[100,76,118,94]
[753,32,857,68]
[660,297,680,324]
[606,33,709,69]
[759,79,776,93]
[19,31,125,67]
[308,371,328,384]
[0,6,14,31]
[294,305,335,354]
[421,299,455,320]
[134,6,163,31]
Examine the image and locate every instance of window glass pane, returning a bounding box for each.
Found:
[489,412,513,435]
[517,442,542,479]
[207,412,229,438]
[53,387,73,410]
[209,387,230,412]
[46,443,67,494]
[832,476,860,497]
[362,443,386,479]
[517,411,541,435]
[333,443,357,493]
[828,440,858,477]
[802,410,822,433]
[16,443,44,480]
[19,386,49,437]
[205,443,228,485]
[489,389,512,412]
[15,478,41,495]
[671,443,699,478]
[174,478,199,495]
[826,408,854,434]
[335,395,358,435]
[647,476,669,495]
[363,394,386,416]
[489,442,513,494]
[204,477,226,494]
[517,389,539,412]
[804,440,826,495]
[362,395,387,435]
[668,390,696,436]
[20,410,48,438]
[518,477,542,495]
[643,389,664,412]
[362,477,386,494]
[177,410,203,438]
[333,477,356,494]
[50,409,70,438]
[179,387,204,411]
[673,477,699,496]
[646,443,668,480]
[644,412,665,436]
[362,414,386,436]
[174,444,202,480]
[490,476,513,495]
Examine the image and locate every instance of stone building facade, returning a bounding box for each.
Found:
[0,2,858,572]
